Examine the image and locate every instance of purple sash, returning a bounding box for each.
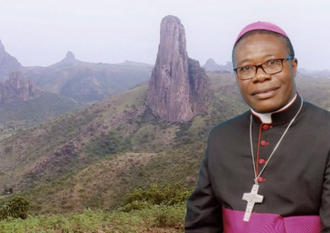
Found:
[222,208,321,233]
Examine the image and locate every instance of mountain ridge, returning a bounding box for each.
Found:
[0,41,153,104]
[203,58,233,72]
[22,52,153,103]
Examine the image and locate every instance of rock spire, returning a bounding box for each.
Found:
[146,15,209,122]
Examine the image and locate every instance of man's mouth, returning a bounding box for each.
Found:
[252,87,279,99]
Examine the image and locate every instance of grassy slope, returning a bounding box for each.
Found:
[0,84,150,190]
[15,144,205,215]
[0,92,83,137]
[0,73,329,217]
[0,73,246,212]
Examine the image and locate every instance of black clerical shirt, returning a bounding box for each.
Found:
[185,95,330,232]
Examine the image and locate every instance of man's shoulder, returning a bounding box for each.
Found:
[301,101,330,132]
[304,101,330,118]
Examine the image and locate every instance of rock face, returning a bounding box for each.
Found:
[0,71,40,103]
[146,15,209,122]
[0,40,22,81]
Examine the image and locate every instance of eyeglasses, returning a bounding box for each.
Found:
[233,56,294,80]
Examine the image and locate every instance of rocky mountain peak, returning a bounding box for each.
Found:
[66,51,75,61]
[146,15,209,122]
[51,51,81,67]
[205,58,216,66]
[0,71,40,103]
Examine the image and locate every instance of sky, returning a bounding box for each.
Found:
[0,0,329,71]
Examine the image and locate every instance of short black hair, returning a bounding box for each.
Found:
[232,30,295,67]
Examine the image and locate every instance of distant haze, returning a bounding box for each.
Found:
[1,0,329,71]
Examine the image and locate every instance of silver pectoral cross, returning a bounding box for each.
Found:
[242,184,264,222]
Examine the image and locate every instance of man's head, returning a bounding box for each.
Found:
[232,22,298,113]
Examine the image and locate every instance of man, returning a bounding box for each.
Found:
[185,21,330,232]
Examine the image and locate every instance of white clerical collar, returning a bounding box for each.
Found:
[251,94,298,124]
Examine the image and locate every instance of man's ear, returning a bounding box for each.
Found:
[292,58,298,77]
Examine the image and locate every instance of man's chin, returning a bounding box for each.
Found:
[250,100,281,113]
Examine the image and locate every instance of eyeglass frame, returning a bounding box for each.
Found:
[233,56,294,80]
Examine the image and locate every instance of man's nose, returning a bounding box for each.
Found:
[251,66,271,83]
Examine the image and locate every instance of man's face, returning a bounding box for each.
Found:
[233,33,298,113]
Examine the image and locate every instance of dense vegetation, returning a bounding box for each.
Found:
[0,184,188,232]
